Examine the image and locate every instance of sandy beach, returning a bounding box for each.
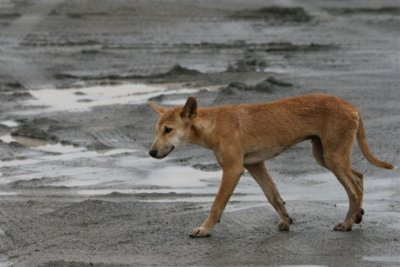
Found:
[0,0,399,266]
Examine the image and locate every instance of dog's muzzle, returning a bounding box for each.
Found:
[149,146,175,159]
[149,149,158,158]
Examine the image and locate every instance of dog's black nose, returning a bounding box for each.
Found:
[149,149,158,158]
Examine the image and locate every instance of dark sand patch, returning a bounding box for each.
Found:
[219,77,293,95]
[21,39,101,47]
[231,6,312,23]
[12,124,58,143]
[325,7,400,15]
[0,13,21,19]
[227,56,268,72]
[54,64,201,81]
[265,42,338,53]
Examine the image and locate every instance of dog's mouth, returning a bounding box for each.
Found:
[157,146,175,159]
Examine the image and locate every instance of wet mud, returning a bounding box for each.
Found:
[325,6,400,15]
[231,6,313,23]
[0,0,399,266]
[54,64,202,82]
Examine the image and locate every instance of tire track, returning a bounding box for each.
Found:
[1,1,61,46]
[0,3,65,261]
[90,127,136,149]
[0,0,64,90]
[224,204,272,231]
[1,56,54,90]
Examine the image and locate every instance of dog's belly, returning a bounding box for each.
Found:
[244,148,283,165]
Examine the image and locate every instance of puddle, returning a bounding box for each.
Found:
[0,134,398,202]
[0,135,14,143]
[0,147,259,199]
[0,133,135,168]
[3,135,49,147]
[161,98,188,106]
[23,83,217,114]
[0,120,18,128]
[158,84,221,106]
[0,133,82,152]
[35,143,87,153]
[0,145,398,203]
[277,172,400,208]
[146,166,219,188]
[0,148,134,168]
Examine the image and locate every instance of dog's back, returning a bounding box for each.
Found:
[200,94,359,157]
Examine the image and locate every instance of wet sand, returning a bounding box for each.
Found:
[0,0,399,266]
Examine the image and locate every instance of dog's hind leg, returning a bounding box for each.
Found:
[312,138,326,168]
[313,138,364,227]
[245,162,293,231]
[322,132,363,231]
[330,164,362,231]
[352,169,364,224]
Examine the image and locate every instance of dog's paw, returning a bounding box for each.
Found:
[354,214,362,224]
[278,220,290,231]
[354,208,365,224]
[360,208,365,215]
[333,222,352,231]
[189,227,210,238]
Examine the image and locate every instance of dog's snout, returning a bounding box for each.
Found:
[149,149,158,158]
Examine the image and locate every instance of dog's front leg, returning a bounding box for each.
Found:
[189,165,244,237]
[245,162,293,231]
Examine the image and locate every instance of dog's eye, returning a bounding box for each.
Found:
[164,127,173,134]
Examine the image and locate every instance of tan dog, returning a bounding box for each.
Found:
[148,94,394,237]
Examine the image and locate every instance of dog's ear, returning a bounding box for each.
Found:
[180,96,197,121]
[148,102,165,115]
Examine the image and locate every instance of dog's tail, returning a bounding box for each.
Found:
[357,116,394,170]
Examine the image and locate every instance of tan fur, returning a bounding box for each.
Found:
[149,94,394,237]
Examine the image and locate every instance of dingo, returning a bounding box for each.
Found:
[148,94,394,237]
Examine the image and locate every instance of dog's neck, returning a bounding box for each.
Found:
[188,111,218,150]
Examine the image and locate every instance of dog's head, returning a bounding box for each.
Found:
[148,96,197,159]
